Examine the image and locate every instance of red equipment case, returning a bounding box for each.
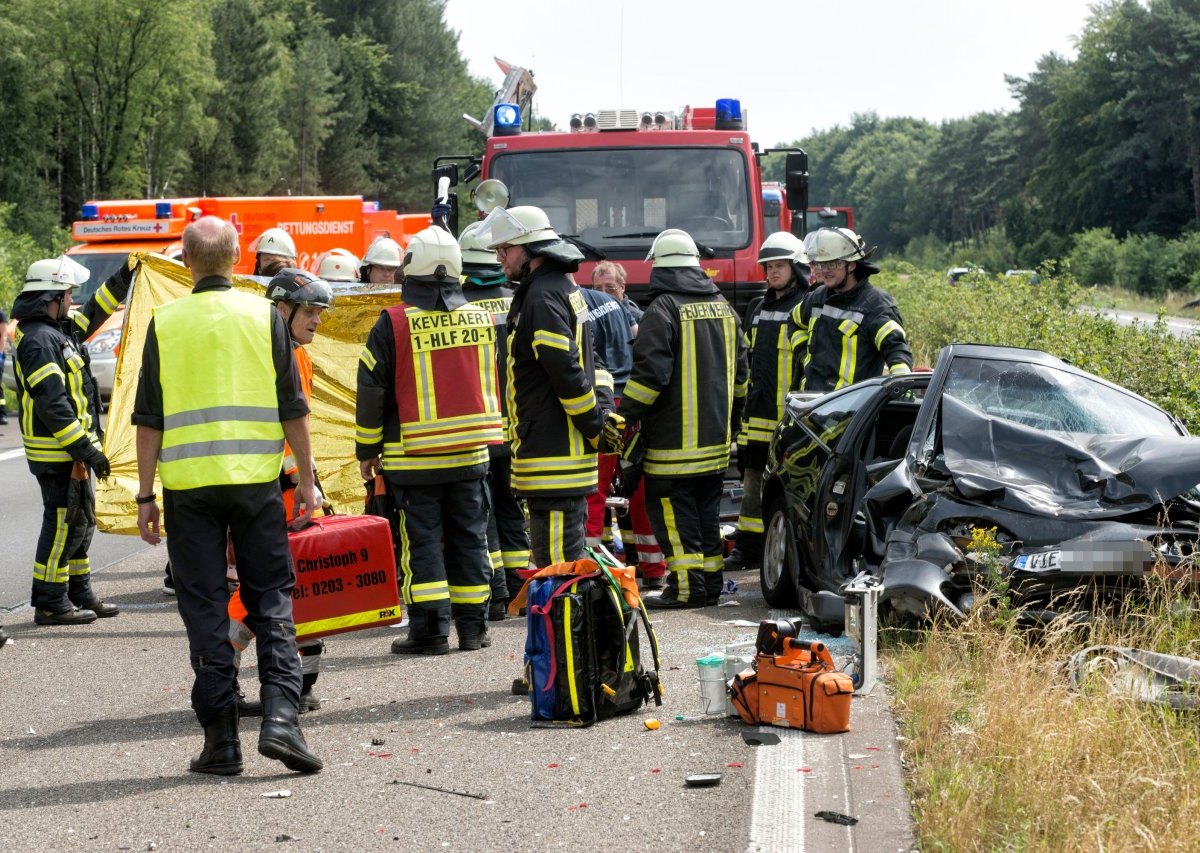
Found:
[288,514,403,640]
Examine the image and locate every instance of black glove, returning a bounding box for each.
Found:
[82,446,111,479]
[431,202,452,223]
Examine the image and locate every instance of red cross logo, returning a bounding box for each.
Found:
[153,222,164,233]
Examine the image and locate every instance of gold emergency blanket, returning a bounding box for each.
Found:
[97,252,400,534]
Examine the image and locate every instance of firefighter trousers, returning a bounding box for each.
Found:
[527,495,588,569]
[484,454,530,602]
[735,466,766,559]
[644,473,725,606]
[31,468,96,609]
[164,481,302,727]
[391,476,491,638]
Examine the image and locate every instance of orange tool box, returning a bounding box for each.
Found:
[288,515,403,640]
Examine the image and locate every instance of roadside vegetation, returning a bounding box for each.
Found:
[880,273,1200,849]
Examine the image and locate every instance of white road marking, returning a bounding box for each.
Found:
[748,725,807,852]
[0,448,25,462]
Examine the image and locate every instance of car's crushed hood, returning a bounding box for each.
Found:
[941,394,1200,519]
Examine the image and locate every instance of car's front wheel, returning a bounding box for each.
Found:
[760,498,800,608]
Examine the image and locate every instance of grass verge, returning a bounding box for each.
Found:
[887,584,1200,850]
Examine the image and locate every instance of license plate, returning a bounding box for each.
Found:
[1013,550,1060,571]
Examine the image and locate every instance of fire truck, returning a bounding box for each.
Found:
[49,196,429,400]
[762,182,854,236]
[433,61,810,314]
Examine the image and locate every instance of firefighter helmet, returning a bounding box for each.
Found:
[250,227,297,260]
[266,268,334,308]
[758,231,808,265]
[362,236,402,268]
[402,226,462,281]
[459,221,499,266]
[646,229,700,268]
[22,255,90,292]
[803,227,874,264]
[481,205,558,249]
[316,249,360,282]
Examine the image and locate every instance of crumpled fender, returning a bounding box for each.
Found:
[879,558,966,619]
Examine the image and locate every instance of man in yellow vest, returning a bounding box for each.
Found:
[356,226,503,655]
[133,216,322,777]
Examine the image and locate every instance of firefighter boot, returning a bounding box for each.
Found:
[723,533,762,572]
[488,598,509,622]
[456,607,492,651]
[298,639,324,713]
[704,570,726,606]
[390,609,450,656]
[31,580,96,625]
[233,677,262,717]
[189,705,243,776]
[68,574,121,618]
[258,684,323,774]
[0,624,9,649]
[645,571,708,609]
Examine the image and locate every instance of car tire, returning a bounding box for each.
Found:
[760,497,800,608]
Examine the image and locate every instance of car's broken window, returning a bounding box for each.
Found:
[944,358,1180,437]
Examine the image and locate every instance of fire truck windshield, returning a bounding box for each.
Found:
[489,147,751,253]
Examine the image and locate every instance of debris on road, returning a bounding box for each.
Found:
[815,811,858,826]
[684,773,722,788]
[390,780,489,801]
[644,719,660,730]
[371,737,386,746]
[275,834,298,843]
[742,730,780,747]
[261,790,292,799]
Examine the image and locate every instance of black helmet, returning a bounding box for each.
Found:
[265,267,334,308]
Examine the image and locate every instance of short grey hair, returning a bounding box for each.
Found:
[183,216,239,277]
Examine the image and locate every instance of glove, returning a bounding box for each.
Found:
[600,410,626,455]
[82,446,110,479]
[431,202,453,222]
[887,363,913,377]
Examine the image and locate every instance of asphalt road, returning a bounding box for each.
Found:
[0,546,915,852]
[1097,307,1200,339]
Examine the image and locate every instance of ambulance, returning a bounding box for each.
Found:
[61,196,429,400]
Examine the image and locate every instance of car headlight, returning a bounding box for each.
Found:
[86,329,121,357]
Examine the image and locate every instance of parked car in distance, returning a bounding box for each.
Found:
[1004,269,1041,284]
[761,343,1200,632]
[947,266,986,284]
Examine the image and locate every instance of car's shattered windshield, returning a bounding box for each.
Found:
[944,357,1180,438]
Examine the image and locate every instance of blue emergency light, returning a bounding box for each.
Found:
[155,201,172,219]
[81,203,99,221]
[493,103,522,137]
[715,98,744,131]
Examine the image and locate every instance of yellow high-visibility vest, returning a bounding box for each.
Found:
[155,289,285,490]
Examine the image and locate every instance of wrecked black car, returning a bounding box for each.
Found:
[760,343,1200,631]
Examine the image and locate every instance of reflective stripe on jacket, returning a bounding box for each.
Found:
[156,289,284,489]
[739,282,807,448]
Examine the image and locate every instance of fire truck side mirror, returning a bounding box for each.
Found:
[784,151,809,214]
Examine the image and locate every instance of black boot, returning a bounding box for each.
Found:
[704,570,726,606]
[234,677,262,717]
[32,580,96,625]
[391,609,450,656]
[488,599,509,622]
[457,621,492,651]
[0,624,9,648]
[644,571,707,609]
[258,684,323,773]
[68,575,120,618]
[723,539,762,572]
[189,705,243,776]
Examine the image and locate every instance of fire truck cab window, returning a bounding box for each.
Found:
[490,148,751,254]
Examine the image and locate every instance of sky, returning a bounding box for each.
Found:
[443,0,1101,147]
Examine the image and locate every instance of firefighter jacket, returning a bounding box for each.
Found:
[154,287,288,490]
[506,262,608,498]
[11,268,131,475]
[739,280,808,451]
[462,270,513,460]
[356,282,502,486]
[579,286,633,395]
[617,266,749,478]
[787,277,913,393]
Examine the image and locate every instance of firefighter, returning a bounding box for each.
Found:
[483,205,622,572]
[356,226,503,654]
[360,237,403,287]
[13,255,128,624]
[726,232,811,572]
[458,221,530,619]
[251,227,298,278]
[617,229,748,609]
[788,227,912,391]
[226,268,334,715]
[134,216,321,775]
[315,249,361,284]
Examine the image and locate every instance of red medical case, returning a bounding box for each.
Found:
[288,514,403,640]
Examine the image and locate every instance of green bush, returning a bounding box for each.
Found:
[1066,227,1120,286]
[0,203,69,312]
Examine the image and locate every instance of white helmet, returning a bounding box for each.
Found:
[23,255,90,293]
[250,227,297,260]
[402,226,462,281]
[458,221,499,266]
[758,231,808,265]
[803,227,873,264]
[316,249,360,282]
[646,229,700,268]
[362,236,402,268]
[481,205,558,249]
